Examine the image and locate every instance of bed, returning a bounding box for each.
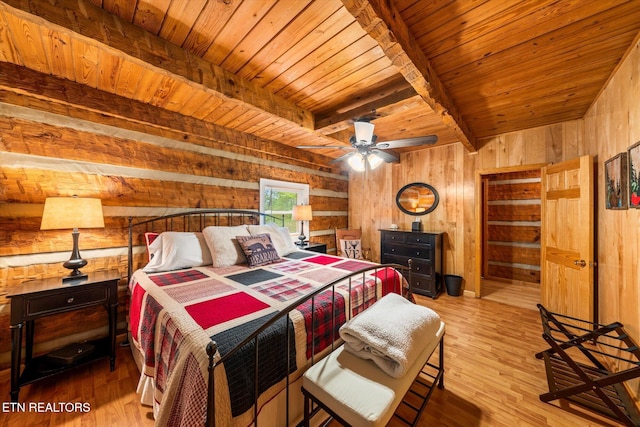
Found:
[126,210,411,427]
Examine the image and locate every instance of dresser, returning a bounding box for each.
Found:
[379,229,443,298]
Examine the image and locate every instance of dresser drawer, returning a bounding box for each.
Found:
[383,243,432,261]
[27,286,108,317]
[405,234,434,246]
[411,259,434,277]
[382,232,406,244]
[412,274,437,296]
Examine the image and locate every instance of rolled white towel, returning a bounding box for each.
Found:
[339,293,441,378]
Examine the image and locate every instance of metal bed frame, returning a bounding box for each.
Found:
[127,209,412,427]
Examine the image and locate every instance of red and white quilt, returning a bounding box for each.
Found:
[129,251,404,427]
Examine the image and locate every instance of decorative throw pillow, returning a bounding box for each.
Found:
[203,225,251,267]
[144,232,160,261]
[339,239,363,259]
[247,223,298,256]
[236,233,281,267]
[143,232,212,273]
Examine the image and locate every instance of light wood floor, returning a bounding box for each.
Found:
[0,294,627,427]
[480,278,541,311]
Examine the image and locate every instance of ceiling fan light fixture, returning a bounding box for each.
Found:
[354,120,375,144]
[367,153,384,170]
[347,152,366,171]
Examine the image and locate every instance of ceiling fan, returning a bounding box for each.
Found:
[298,119,438,171]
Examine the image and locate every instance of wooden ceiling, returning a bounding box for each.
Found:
[1,0,639,164]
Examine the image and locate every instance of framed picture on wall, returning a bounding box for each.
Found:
[604,152,628,210]
[628,141,640,208]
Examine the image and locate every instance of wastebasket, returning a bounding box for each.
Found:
[444,274,463,296]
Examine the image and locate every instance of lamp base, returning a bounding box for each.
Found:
[63,229,88,282]
[297,234,306,246]
[62,268,88,283]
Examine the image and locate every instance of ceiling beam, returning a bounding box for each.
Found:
[315,82,417,134]
[0,62,339,172]
[0,0,315,130]
[341,0,477,152]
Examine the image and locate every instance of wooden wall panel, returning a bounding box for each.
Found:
[583,36,640,404]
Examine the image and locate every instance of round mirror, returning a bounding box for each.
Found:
[396,182,439,216]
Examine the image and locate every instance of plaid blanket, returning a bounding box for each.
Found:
[129,251,403,426]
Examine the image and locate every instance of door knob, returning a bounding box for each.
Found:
[574,260,587,268]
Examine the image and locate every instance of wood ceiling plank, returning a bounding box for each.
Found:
[133,68,166,103]
[0,11,22,64]
[221,0,312,74]
[189,93,224,121]
[158,0,207,46]
[148,76,184,110]
[132,0,172,34]
[46,29,74,81]
[114,60,144,99]
[102,0,136,23]
[443,20,639,94]
[341,0,476,151]
[181,0,242,57]
[413,0,535,54]
[3,11,49,72]
[237,0,341,81]
[283,44,386,105]
[72,41,99,88]
[256,6,354,89]
[95,48,122,93]
[172,87,218,118]
[218,109,262,131]
[204,102,242,125]
[299,59,399,112]
[428,0,633,74]
[0,0,315,130]
[202,0,277,66]
[267,22,375,96]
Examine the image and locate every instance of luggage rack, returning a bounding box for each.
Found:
[536,304,640,427]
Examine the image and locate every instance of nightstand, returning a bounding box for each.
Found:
[7,269,120,401]
[298,241,327,254]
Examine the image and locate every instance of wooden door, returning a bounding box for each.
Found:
[541,155,595,321]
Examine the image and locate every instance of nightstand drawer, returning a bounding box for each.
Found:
[27,286,107,316]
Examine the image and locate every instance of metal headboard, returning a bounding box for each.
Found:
[127,209,285,283]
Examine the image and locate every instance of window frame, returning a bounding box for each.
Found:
[259,179,310,233]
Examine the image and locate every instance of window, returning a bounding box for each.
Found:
[259,179,309,233]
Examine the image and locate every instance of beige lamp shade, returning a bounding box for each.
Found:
[41,197,105,230]
[292,205,312,221]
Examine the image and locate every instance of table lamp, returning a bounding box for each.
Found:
[292,205,312,246]
[40,196,105,282]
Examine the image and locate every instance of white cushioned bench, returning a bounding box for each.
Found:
[302,321,445,427]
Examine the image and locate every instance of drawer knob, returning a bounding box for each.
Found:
[416,238,421,242]
[67,297,75,304]
[416,251,421,256]
[416,267,421,271]
[391,248,396,252]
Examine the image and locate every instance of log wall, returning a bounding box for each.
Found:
[0,100,348,368]
[483,169,541,284]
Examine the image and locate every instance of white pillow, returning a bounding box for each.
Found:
[339,239,363,259]
[247,223,298,256]
[202,225,251,267]
[142,232,212,273]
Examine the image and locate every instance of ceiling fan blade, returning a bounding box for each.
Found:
[329,152,355,164]
[375,135,438,149]
[369,149,399,163]
[297,145,353,149]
